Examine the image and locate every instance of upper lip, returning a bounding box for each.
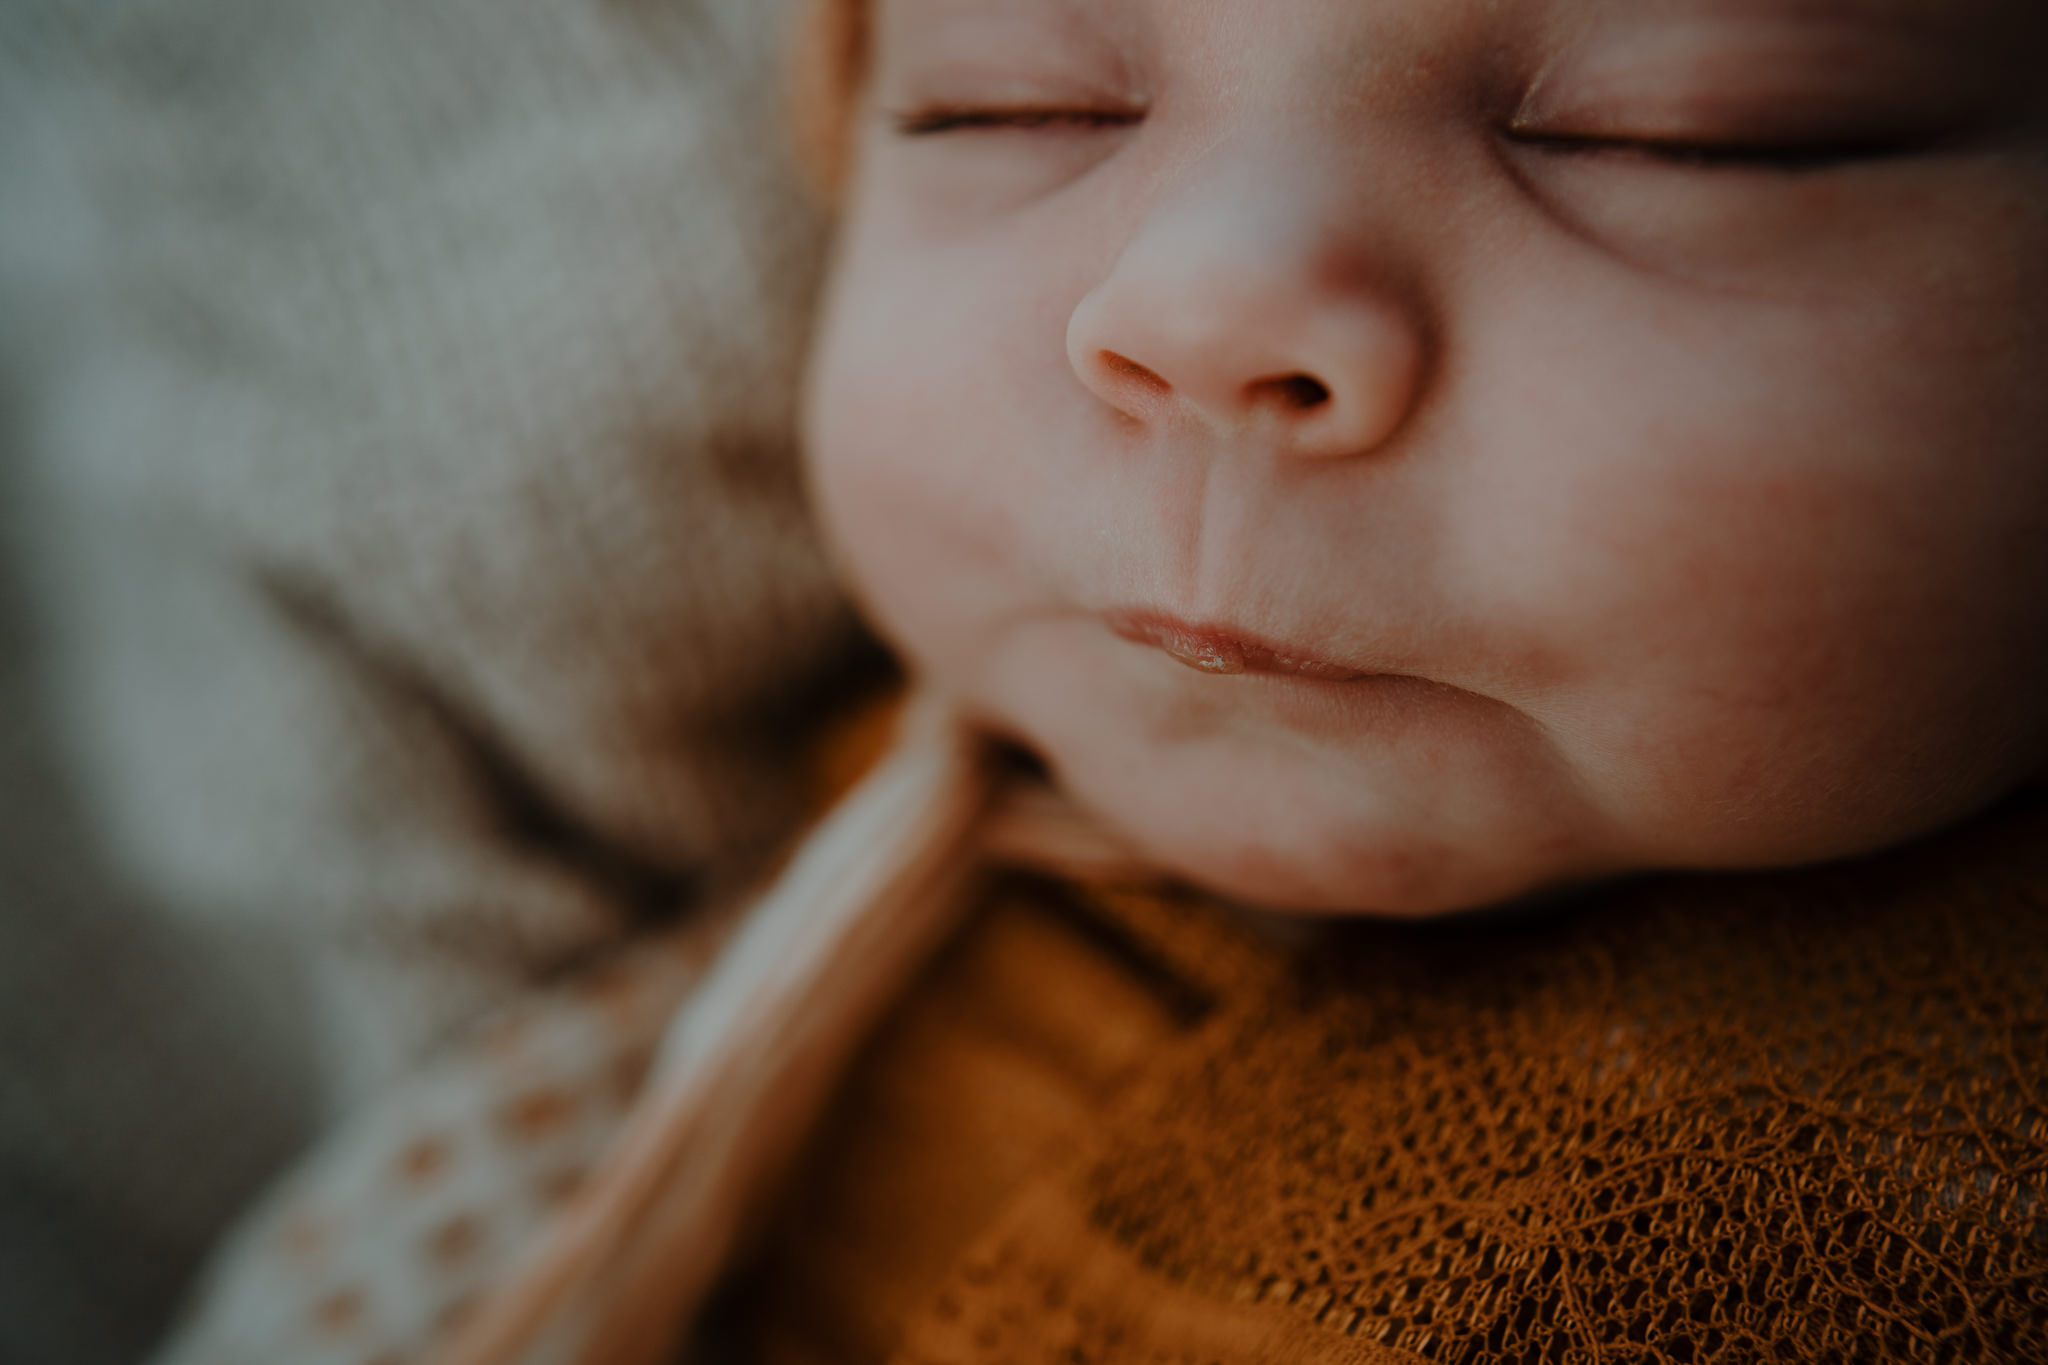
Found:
[1104,609,1375,682]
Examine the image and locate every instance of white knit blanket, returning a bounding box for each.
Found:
[0,2,847,1357]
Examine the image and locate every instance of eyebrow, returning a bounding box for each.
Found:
[884,0,1093,19]
[882,0,1142,37]
[1560,0,2048,102]
[1589,0,2048,44]
[875,0,1144,73]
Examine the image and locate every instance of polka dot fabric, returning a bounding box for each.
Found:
[154,929,719,1365]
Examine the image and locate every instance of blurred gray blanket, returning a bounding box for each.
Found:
[0,2,849,1358]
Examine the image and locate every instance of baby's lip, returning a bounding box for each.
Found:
[1104,610,1372,683]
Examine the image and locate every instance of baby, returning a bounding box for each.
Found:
[805,0,2048,917]
[159,0,2048,1361]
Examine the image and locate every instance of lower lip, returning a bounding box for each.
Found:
[1105,612,1371,683]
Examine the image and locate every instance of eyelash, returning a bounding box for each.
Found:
[892,107,1144,137]
[1503,129,1926,173]
[892,106,1923,176]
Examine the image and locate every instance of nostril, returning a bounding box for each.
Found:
[1100,350,1173,396]
[1248,373,1331,411]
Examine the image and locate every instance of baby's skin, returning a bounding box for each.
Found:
[806,0,2048,914]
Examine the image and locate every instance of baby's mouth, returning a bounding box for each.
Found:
[1104,610,1370,683]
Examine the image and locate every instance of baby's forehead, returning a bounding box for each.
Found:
[871,0,2048,126]
[878,0,2039,41]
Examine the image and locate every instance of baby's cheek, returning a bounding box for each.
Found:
[1441,270,2048,865]
[810,423,1000,692]
[1519,468,2046,868]
[808,333,952,636]
[806,279,1073,695]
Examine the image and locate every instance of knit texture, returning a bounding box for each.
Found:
[0,0,851,1103]
[157,784,2048,1364]
[745,798,2048,1365]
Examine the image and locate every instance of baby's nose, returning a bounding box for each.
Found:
[1065,147,1425,458]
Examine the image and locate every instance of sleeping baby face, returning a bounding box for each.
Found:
[803,0,2048,913]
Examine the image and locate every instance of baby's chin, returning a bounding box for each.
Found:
[1006,690,1608,918]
